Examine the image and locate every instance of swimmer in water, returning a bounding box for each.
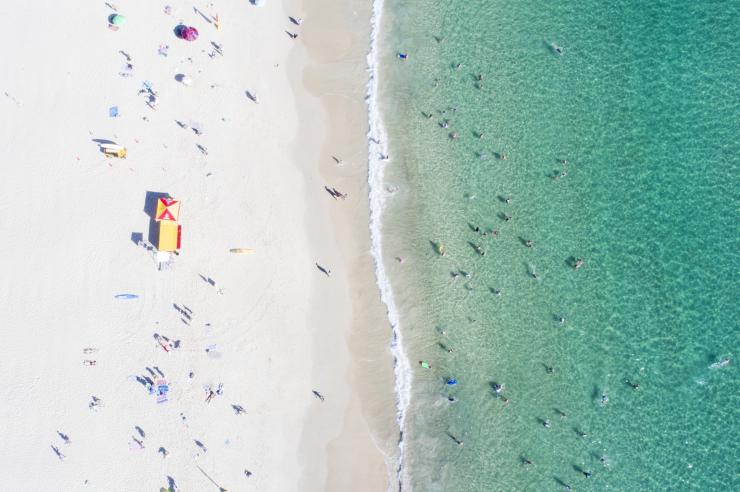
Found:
[525,239,534,248]
[543,419,551,428]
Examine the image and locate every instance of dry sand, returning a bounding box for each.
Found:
[0,1,395,491]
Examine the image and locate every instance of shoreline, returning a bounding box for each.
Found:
[364,0,413,489]
[286,0,399,490]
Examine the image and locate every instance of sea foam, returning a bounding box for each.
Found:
[365,0,413,490]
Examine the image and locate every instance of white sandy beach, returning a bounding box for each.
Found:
[0,1,395,490]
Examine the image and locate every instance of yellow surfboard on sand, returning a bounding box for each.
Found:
[229,248,254,255]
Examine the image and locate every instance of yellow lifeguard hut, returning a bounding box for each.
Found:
[155,197,182,253]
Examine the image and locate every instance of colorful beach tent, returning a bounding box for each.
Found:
[155,198,180,222]
[178,26,199,41]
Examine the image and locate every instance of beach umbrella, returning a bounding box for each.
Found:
[110,14,126,26]
[181,26,199,41]
[155,197,181,221]
[175,73,192,85]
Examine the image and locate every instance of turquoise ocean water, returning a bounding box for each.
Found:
[373,1,739,490]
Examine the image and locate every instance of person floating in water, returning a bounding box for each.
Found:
[574,258,584,270]
[525,239,534,248]
[543,419,551,428]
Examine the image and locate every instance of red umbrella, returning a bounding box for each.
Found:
[182,26,199,41]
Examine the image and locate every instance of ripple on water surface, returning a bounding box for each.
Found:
[377,0,739,490]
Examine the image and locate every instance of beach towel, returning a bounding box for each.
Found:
[156,379,169,403]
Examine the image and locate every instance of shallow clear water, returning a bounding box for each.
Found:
[376,0,739,490]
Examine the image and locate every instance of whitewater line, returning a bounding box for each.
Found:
[365,0,413,491]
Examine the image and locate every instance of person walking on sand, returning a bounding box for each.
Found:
[312,390,325,402]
